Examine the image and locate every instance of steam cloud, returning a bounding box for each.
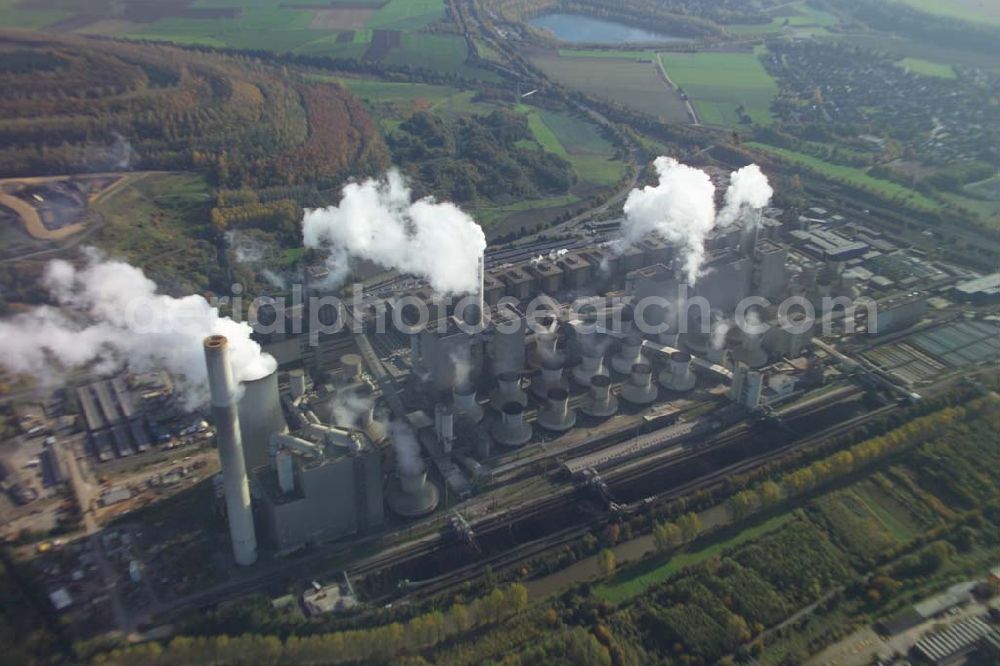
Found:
[324,389,372,429]
[389,421,422,476]
[616,158,772,284]
[302,169,486,295]
[619,157,717,285]
[717,164,773,228]
[0,250,276,408]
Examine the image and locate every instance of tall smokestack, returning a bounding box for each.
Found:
[203,335,258,566]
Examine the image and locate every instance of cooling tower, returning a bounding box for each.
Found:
[659,351,696,392]
[237,370,287,473]
[203,335,258,566]
[530,357,567,398]
[572,349,607,387]
[453,382,484,424]
[580,374,617,418]
[620,362,658,405]
[434,403,455,453]
[386,466,440,518]
[288,369,307,400]
[537,387,576,432]
[490,370,527,411]
[611,334,645,374]
[491,402,533,448]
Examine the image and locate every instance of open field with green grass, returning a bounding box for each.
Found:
[965,174,1000,201]
[520,108,627,188]
[897,57,955,78]
[658,49,777,125]
[727,1,838,36]
[828,33,1000,72]
[896,0,1000,26]
[747,142,941,210]
[529,52,689,122]
[381,33,492,79]
[367,0,445,30]
[595,513,795,604]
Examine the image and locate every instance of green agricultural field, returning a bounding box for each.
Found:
[521,108,626,188]
[727,1,838,36]
[530,53,690,123]
[382,33,468,73]
[367,0,445,31]
[0,0,65,29]
[658,49,777,126]
[746,142,941,210]
[895,0,1000,26]
[965,174,1000,201]
[292,32,371,59]
[595,513,795,604]
[898,57,956,78]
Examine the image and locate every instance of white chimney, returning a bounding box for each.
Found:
[203,335,257,566]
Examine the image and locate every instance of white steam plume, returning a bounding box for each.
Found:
[389,421,422,476]
[325,389,372,429]
[717,164,773,228]
[618,157,717,285]
[0,250,276,409]
[302,169,486,295]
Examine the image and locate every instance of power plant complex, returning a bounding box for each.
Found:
[202,194,919,562]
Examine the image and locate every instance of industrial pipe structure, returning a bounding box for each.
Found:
[203,335,258,566]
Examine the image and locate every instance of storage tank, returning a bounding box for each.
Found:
[659,351,696,392]
[491,402,533,448]
[203,335,257,566]
[611,334,645,374]
[621,363,658,405]
[237,370,287,473]
[537,387,576,432]
[580,374,617,418]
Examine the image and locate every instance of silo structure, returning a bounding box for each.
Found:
[659,351,696,392]
[452,382,484,424]
[538,387,576,432]
[733,332,768,369]
[580,375,617,418]
[572,348,607,387]
[237,369,287,473]
[434,403,455,453]
[531,357,567,398]
[360,403,386,445]
[492,312,526,376]
[611,334,645,374]
[490,371,527,411]
[203,335,258,566]
[386,465,440,518]
[621,363,658,405]
[340,353,364,383]
[491,402,533,448]
[289,369,307,400]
